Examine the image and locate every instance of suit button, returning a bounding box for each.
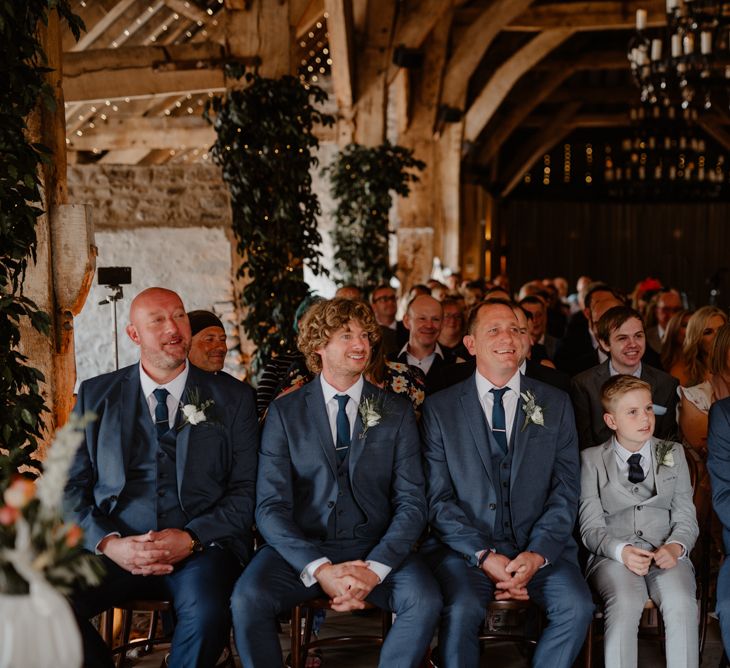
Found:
[158,451,165,459]
[502,463,509,469]
[637,530,643,537]
[109,495,117,502]
[637,505,643,511]
[489,503,496,511]
[504,522,511,528]
[158,490,165,497]
[327,501,334,509]
[502,481,508,488]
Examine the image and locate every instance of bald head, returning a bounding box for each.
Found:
[126,287,191,383]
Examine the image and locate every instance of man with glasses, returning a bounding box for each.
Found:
[370,284,403,355]
[647,289,683,354]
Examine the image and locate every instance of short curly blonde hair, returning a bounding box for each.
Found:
[297,298,381,373]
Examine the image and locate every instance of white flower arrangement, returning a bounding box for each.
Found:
[179,387,214,429]
[655,440,675,473]
[358,394,387,438]
[519,390,546,431]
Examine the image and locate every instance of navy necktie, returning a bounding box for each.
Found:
[153,388,170,439]
[489,387,509,454]
[334,394,351,464]
[628,453,645,483]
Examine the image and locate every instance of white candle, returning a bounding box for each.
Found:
[683,33,695,54]
[651,39,663,60]
[671,33,682,57]
[701,31,712,54]
[636,9,648,30]
[666,0,678,11]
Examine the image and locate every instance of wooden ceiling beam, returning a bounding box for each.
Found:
[70,0,138,51]
[464,28,574,144]
[500,100,582,197]
[441,0,534,111]
[455,0,667,31]
[295,0,324,39]
[698,111,730,152]
[163,0,209,24]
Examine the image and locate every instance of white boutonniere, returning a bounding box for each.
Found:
[358,394,388,439]
[655,440,675,473]
[520,390,545,431]
[179,387,214,429]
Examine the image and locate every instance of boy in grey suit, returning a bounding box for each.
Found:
[579,374,699,668]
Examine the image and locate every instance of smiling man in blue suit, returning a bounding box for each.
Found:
[421,299,593,667]
[64,287,258,668]
[231,298,441,668]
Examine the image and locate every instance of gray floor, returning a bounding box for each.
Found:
[129,609,726,667]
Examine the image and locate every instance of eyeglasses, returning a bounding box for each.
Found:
[443,313,463,321]
[373,295,396,303]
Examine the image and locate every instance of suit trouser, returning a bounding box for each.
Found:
[422,543,594,668]
[589,557,698,668]
[231,544,442,668]
[70,547,242,668]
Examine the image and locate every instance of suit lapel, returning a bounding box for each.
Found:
[348,382,371,473]
[307,376,338,478]
[119,365,139,472]
[602,442,638,501]
[460,376,493,483]
[510,376,529,479]
[175,367,203,502]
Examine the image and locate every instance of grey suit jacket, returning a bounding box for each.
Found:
[64,363,259,563]
[579,437,698,576]
[421,373,581,566]
[255,376,426,575]
[571,360,679,449]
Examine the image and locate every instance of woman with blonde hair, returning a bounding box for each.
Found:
[671,305,727,387]
[661,308,693,372]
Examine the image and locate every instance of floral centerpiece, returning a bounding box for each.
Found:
[0,414,104,668]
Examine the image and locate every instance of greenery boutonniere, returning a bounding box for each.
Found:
[655,440,675,473]
[179,388,214,430]
[358,394,389,439]
[520,390,546,431]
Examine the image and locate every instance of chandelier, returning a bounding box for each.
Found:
[627,1,730,110]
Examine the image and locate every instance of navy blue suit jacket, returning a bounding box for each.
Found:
[421,373,581,566]
[255,376,427,575]
[64,363,259,564]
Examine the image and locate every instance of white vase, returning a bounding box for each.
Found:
[0,582,82,668]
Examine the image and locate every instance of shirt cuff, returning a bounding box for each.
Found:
[301,557,331,587]
[667,541,688,560]
[95,532,121,555]
[614,542,630,564]
[367,560,391,584]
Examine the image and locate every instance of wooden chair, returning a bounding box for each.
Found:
[102,599,234,668]
[479,599,544,660]
[289,598,393,668]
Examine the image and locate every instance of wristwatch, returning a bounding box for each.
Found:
[186,530,204,553]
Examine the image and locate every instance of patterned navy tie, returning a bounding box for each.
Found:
[153,388,170,439]
[489,387,509,454]
[628,453,645,483]
[334,394,351,464]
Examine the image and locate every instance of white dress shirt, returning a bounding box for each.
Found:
[300,374,390,587]
[398,342,445,376]
[474,368,521,443]
[139,361,189,428]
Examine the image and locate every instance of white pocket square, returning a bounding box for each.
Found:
[653,404,667,416]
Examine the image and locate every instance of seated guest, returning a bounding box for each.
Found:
[555,283,623,376]
[421,299,593,668]
[645,289,683,354]
[519,295,558,363]
[390,294,461,394]
[187,309,227,373]
[438,297,469,360]
[661,309,693,373]
[571,306,678,449]
[678,323,730,456]
[231,298,441,668]
[429,304,570,395]
[335,284,363,300]
[671,306,728,387]
[256,294,322,418]
[65,287,258,668]
[370,283,401,356]
[580,375,699,668]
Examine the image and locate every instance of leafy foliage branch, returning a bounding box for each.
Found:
[326,142,424,293]
[205,69,334,373]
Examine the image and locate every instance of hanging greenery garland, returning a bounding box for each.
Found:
[205,69,334,374]
[0,2,83,488]
[325,142,424,293]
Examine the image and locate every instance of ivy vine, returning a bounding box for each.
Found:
[325,142,424,293]
[205,69,334,374]
[1,1,84,591]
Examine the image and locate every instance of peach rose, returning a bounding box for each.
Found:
[0,505,19,526]
[3,477,36,509]
[64,523,83,548]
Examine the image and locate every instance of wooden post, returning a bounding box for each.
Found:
[21,10,96,449]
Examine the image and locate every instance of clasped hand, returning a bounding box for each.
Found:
[622,543,682,576]
[99,528,193,575]
[482,551,545,601]
[314,561,380,612]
